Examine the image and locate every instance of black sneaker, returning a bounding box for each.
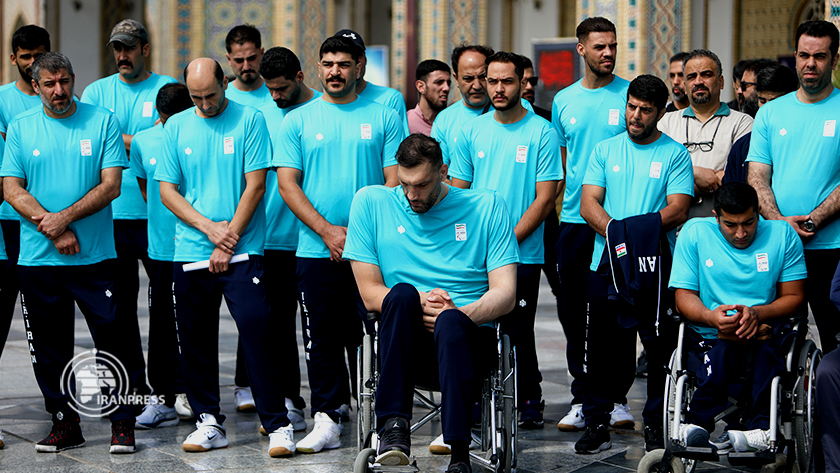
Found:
[36,419,85,452]
[518,399,545,429]
[575,424,611,454]
[644,425,664,452]
[636,350,648,378]
[110,419,136,454]
[446,462,472,473]
[376,417,410,466]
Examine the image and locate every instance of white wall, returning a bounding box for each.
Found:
[58,0,102,93]
[703,0,737,102]
[513,0,558,59]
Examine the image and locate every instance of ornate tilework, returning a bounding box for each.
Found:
[647,0,686,78]
[392,0,408,94]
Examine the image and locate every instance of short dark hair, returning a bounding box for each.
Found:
[319,35,361,62]
[520,55,534,69]
[397,134,443,170]
[684,49,723,77]
[416,59,450,82]
[485,51,524,80]
[260,47,302,81]
[627,74,669,112]
[731,59,748,82]
[755,65,799,94]
[31,52,73,84]
[156,83,193,117]
[576,17,616,43]
[669,51,689,65]
[183,60,225,85]
[714,181,759,216]
[450,43,494,75]
[743,58,778,75]
[12,25,50,54]
[795,20,840,57]
[225,24,261,52]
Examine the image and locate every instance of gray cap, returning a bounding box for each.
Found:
[107,19,148,47]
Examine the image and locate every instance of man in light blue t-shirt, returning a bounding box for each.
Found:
[550,17,632,432]
[1,53,147,454]
[450,51,561,431]
[344,134,519,471]
[156,58,293,458]
[576,75,693,454]
[275,35,404,454]
[747,20,840,354]
[81,19,178,383]
[670,182,807,453]
[224,25,272,108]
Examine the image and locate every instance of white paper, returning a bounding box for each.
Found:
[183,253,250,272]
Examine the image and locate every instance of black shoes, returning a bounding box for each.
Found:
[110,418,136,454]
[36,417,85,453]
[575,424,611,454]
[446,462,472,473]
[518,399,545,429]
[644,425,664,452]
[376,417,411,466]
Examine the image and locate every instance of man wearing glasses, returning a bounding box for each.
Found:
[658,49,752,218]
[520,56,550,120]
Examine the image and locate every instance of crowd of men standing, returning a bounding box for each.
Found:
[0,14,838,473]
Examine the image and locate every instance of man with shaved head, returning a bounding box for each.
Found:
[156,58,294,457]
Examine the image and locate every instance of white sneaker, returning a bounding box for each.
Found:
[609,403,634,429]
[135,400,179,429]
[729,429,770,453]
[182,413,229,452]
[175,393,195,420]
[678,423,711,448]
[268,424,296,457]
[296,412,341,453]
[234,386,256,412]
[557,404,585,431]
[286,398,308,431]
[428,434,479,454]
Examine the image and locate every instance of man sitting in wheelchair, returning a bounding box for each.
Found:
[343,133,519,473]
[669,181,807,453]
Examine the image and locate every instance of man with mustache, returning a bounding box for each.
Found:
[80,19,178,416]
[275,35,404,454]
[577,74,693,453]
[407,59,451,136]
[520,56,551,120]
[551,17,634,435]
[665,52,689,112]
[450,51,561,432]
[658,49,752,218]
[224,25,272,109]
[747,20,840,354]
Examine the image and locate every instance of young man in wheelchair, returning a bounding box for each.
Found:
[343,133,520,473]
[669,181,807,453]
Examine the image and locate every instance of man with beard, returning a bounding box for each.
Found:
[224,25,272,108]
[520,56,550,120]
[407,59,451,135]
[728,60,748,111]
[343,133,519,473]
[275,35,404,454]
[551,16,633,434]
[254,46,323,433]
[736,58,779,119]
[576,74,693,453]
[450,51,561,431]
[747,20,840,354]
[658,49,752,218]
[665,52,689,112]
[1,52,146,454]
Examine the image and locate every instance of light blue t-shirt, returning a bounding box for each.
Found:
[0,134,7,258]
[226,82,273,108]
[344,185,520,308]
[449,112,562,264]
[155,100,271,262]
[0,103,127,266]
[746,88,840,250]
[582,132,694,270]
[358,82,410,136]
[129,124,177,261]
[81,72,179,220]
[552,76,630,224]
[273,96,405,258]
[0,82,42,220]
[669,217,807,339]
[431,98,535,165]
[259,89,323,251]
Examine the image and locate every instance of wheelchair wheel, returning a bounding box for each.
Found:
[500,334,516,472]
[793,339,821,473]
[637,449,686,473]
[358,333,375,451]
[354,447,376,473]
[663,349,697,473]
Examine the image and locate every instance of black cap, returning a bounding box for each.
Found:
[334,29,365,51]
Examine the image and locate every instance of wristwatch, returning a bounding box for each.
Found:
[803,219,816,233]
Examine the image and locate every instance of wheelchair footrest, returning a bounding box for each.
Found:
[727,450,776,467]
[371,458,419,473]
[669,442,720,461]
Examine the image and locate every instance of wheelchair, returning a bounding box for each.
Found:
[638,318,821,473]
[354,312,518,473]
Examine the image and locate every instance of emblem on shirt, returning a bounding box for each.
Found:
[756,253,769,272]
[80,139,92,156]
[612,165,620,173]
[516,146,528,163]
[397,225,406,234]
[142,101,154,118]
[455,223,467,241]
[519,299,527,307]
[615,243,627,258]
[705,258,714,268]
[224,137,234,155]
[316,133,324,141]
[150,158,157,165]
[105,289,112,298]
[185,147,192,155]
[478,151,485,159]
[32,149,40,157]
[779,128,787,136]
[824,120,836,137]
[252,277,260,285]
[361,124,372,140]
[609,109,620,126]
[570,117,577,125]
[649,162,662,179]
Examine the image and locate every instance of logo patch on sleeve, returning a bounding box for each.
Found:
[615,243,627,258]
[455,223,467,241]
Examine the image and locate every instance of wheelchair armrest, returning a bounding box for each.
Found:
[367,311,381,322]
